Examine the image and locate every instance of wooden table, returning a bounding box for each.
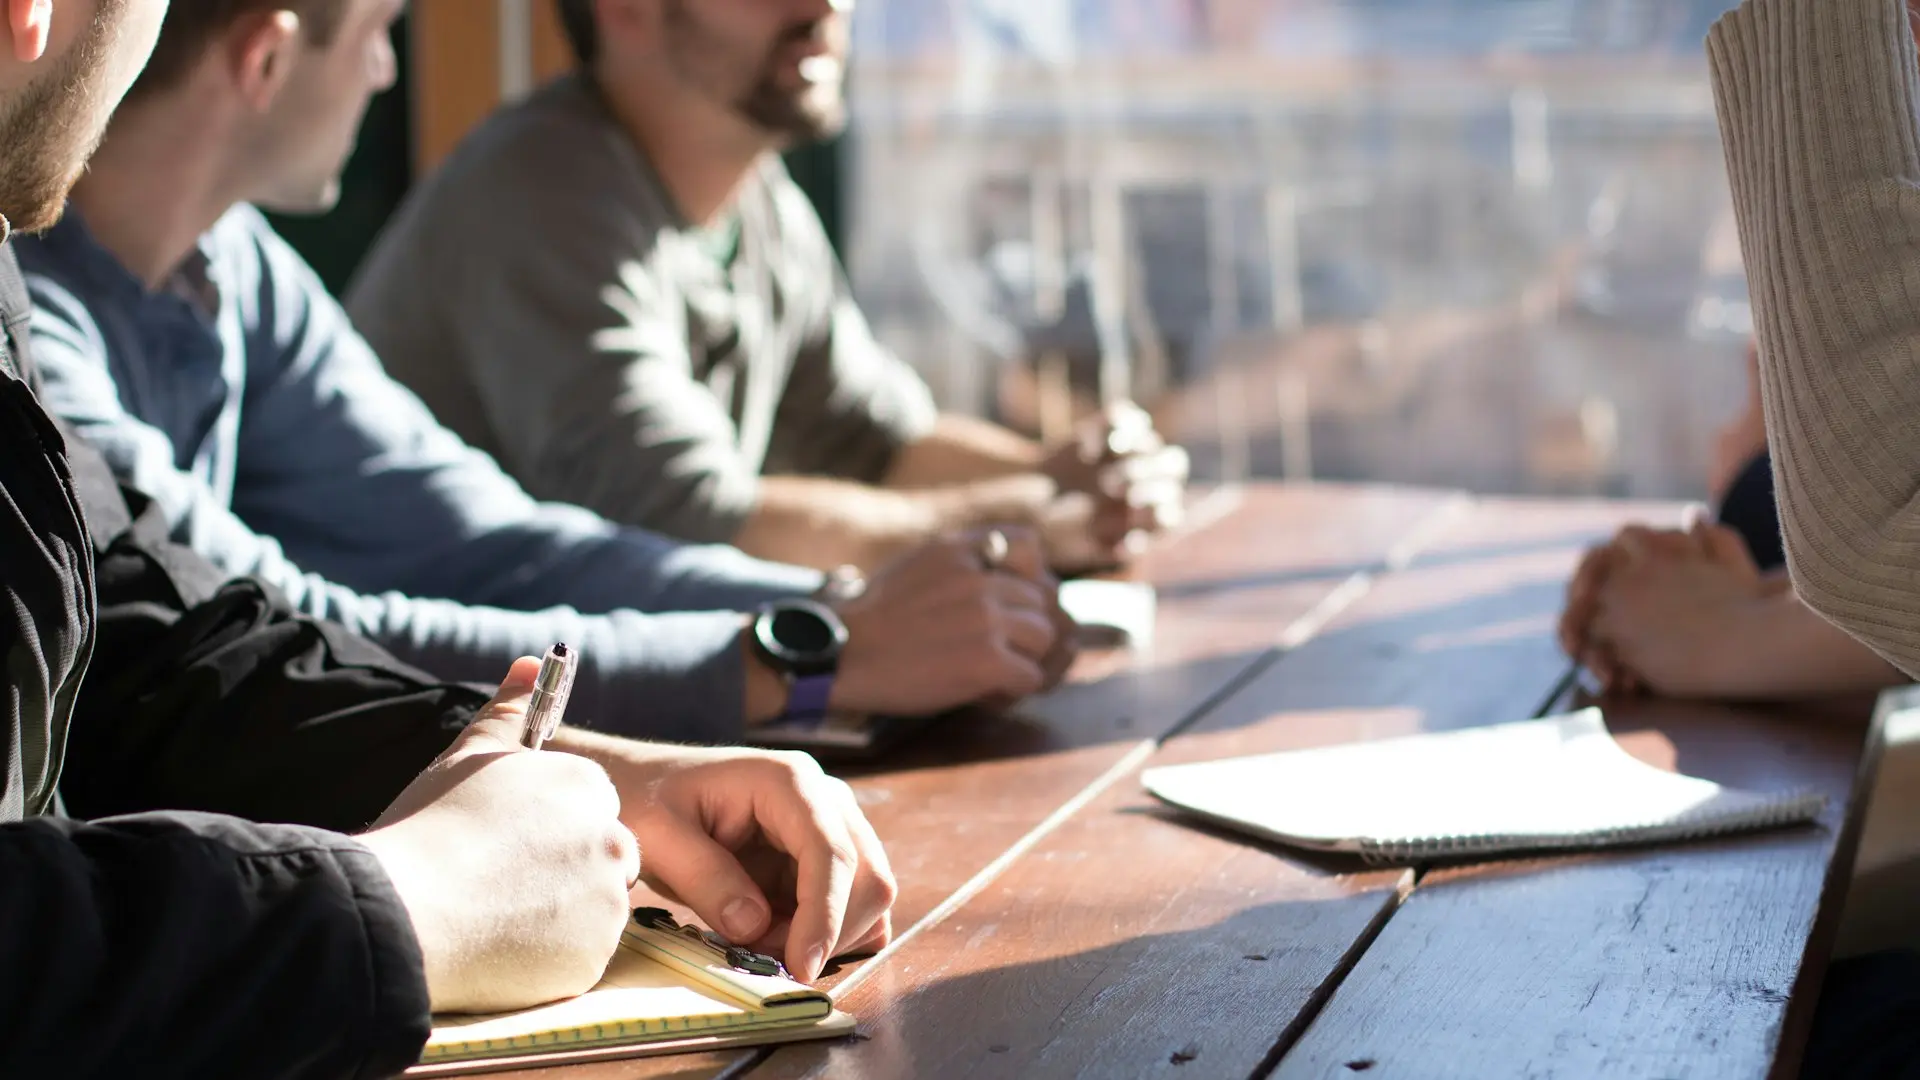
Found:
[491,484,1880,1080]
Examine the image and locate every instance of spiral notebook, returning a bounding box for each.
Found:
[406,912,853,1076]
[1142,709,1826,864]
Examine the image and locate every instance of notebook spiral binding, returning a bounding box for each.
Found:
[1352,788,1828,866]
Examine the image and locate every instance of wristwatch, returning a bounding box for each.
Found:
[751,598,848,723]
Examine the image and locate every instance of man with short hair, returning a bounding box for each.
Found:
[349,0,1189,576]
[0,0,894,1068]
[1,5,897,1073]
[25,0,1072,746]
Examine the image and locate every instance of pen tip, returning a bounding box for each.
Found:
[552,642,569,657]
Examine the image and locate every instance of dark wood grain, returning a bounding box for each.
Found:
[1274,695,1880,1080]
[819,485,1462,973]
[477,484,1455,1080]
[744,496,1661,1080]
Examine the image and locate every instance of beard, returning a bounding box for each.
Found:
[0,5,123,235]
[736,65,846,145]
[662,1,848,146]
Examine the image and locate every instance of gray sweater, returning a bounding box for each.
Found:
[1710,0,1920,677]
[348,74,938,547]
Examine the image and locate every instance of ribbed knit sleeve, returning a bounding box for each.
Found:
[1710,0,1920,676]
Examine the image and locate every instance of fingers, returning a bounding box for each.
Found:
[988,640,1049,700]
[1040,599,1080,689]
[982,574,1064,696]
[635,811,775,945]
[982,526,1049,584]
[823,781,897,959]
[1051,506,1132,571]
[1680,504,1715,556]
[1583,639,1629,696]
[847,910,895,959]
[1101,400,1157,450]
[999,609,1058,666]
[1063,406,1183,502]
[447,656,544,757]
[1613,525,1654,564]
[1090,491,1180,548]
[1601,642,1645,696]
[988,573,1060,657]
[1568,542,1611,599]
[1093,448,1188,537]
[1557,605,1585,663]
[1586,597,1652,698]
[644,756,898,985]
[1612,524,1701,566]
[1103,445,1189,492]
[1560,544,1613,660]
[1073,401,1158,466]
[1701,522,1761,576]
[777,794,858,983]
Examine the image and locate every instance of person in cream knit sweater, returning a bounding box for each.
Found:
[1707,0,1920,1072]
[1709,0,1920,678]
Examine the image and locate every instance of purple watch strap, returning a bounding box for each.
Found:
[785,673,835,723]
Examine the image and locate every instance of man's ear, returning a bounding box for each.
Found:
[226,9,302,112]
[8,0,51,63]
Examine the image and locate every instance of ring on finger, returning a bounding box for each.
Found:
[978,528,1009,572]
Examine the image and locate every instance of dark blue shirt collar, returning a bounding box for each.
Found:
[36,205,221,321]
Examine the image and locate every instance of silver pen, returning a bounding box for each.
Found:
[520,642,577,750]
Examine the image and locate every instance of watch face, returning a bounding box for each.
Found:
[757,599,847,675]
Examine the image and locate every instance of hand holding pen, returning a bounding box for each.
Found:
[358,653,637,1013]
[463,643,897,986]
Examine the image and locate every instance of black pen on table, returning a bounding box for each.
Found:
[520,642,577,750]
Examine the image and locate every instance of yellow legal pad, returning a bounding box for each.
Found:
[406,916,854,1076]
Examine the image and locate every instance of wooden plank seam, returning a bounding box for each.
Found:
[1248,509,1639,1079]
[1248,869,1419,1080]
[827,491,1477,1004]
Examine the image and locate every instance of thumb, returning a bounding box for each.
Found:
[1702,523,1761,575]
[449,655,544,757]
[988,525,1051,585]
[1102,399,1156,456]
[1680,503,1713,552]
[635,813,774,946]
[1615,526,1652,565]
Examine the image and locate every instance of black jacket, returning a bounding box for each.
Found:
[0,240,491,1078]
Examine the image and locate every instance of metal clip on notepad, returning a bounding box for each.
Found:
[631,907,790,979]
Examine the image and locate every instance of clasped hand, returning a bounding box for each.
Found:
[1040,402,1189,572]
[1558,519,1770,697]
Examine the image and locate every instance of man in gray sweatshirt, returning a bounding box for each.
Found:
[348,0,1189,579]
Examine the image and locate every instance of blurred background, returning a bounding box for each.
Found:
[296,0,1750,501]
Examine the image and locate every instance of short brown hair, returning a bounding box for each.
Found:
[129,1,351,101]
[555,0,598,66]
